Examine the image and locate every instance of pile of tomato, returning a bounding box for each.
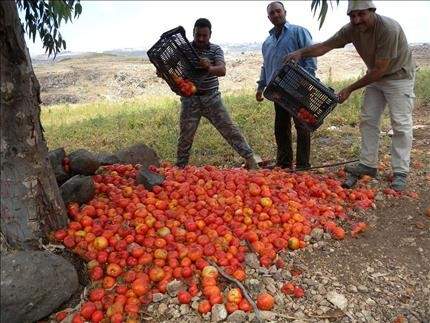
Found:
[53,164,374,322]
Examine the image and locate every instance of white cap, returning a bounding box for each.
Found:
[347,0,376,15]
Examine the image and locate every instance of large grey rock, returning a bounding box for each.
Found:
[95,153,120,165]
[60,175,95,205]
[48,148,71,184]
[115,143,160,168]
[68,149,100,175]
[136,167,165,190]
[1,251,79,323]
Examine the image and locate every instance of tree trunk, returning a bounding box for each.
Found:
[0,1,67,249]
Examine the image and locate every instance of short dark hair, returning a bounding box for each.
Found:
[267,1,285,11]
[194,18,212,31]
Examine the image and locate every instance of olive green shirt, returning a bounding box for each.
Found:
[326,14,415,80]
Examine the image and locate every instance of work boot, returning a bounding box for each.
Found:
[391,172,407,191]
[295,164,311,171]
[244,156,260,170]
[344,163,377,178]
[264,162,292,170]
[175,163,186,169]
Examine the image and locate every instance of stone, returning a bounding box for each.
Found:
[226,310,247,322]
[152,292,166,302]
[257,267,269,275]
[60,175,95,205]
[191,300,199,310]
[245,253,260,269]
[158,303,168,315]
[323,233,332,240]
[246,279,262,294]
[274,293,285,306]
[167,279,186,297]
[357,285,369,293]
[95,152,120,165]
[136,167,165,190]
[366,297,376,306]
[311,228,324,241]
[48,148,70,184]
[347,285,358,293]
[303,278,318,286]
[180,304,190,315]
[263,277,277,294]
[1,251,79,323]
[115,143,160,168]
[249,311,277,322]
[326,291,348,310]
[68,149,100,175]
[211,304,227,322]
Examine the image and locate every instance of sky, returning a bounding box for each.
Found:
[24,1,430,56]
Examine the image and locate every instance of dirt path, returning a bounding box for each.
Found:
[293,185,430,322]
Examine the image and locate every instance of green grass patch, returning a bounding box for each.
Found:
[42,69,429,167]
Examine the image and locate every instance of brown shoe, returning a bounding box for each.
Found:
[244,156,260,170]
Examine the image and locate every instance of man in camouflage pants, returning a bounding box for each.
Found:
[176,18,258,169]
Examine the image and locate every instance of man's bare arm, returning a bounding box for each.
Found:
[200,58,226,77]
[337,58,390,103]
[285,41,334,63]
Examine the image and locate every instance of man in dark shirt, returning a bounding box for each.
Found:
[176,18,258,169]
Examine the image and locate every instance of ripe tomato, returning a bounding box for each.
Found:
[198,300,212,314]
[89,288,105,302]
[256,293,274,310]
[226,288,242,304]
[201,266,218,279]
[177,291,192,304]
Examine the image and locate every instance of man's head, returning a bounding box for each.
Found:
[267,1,286,28]
[347,0,376,32]
[193,18,211,49]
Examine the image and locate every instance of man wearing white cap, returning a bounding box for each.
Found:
[286,0,416,191]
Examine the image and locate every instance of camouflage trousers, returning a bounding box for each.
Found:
[177,91,254,166]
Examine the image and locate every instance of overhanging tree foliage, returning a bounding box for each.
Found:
[311,0,340,29]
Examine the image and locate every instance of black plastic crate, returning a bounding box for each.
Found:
[263,61,338,131]
[147,26,207,96]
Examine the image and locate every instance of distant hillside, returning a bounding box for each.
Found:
[32,43,429,106]
[31,43,264,65]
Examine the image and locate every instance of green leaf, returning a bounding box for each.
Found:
[318,1,328,29]
[74,2,82,17]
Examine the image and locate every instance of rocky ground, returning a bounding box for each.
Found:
[33,44,430,106]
